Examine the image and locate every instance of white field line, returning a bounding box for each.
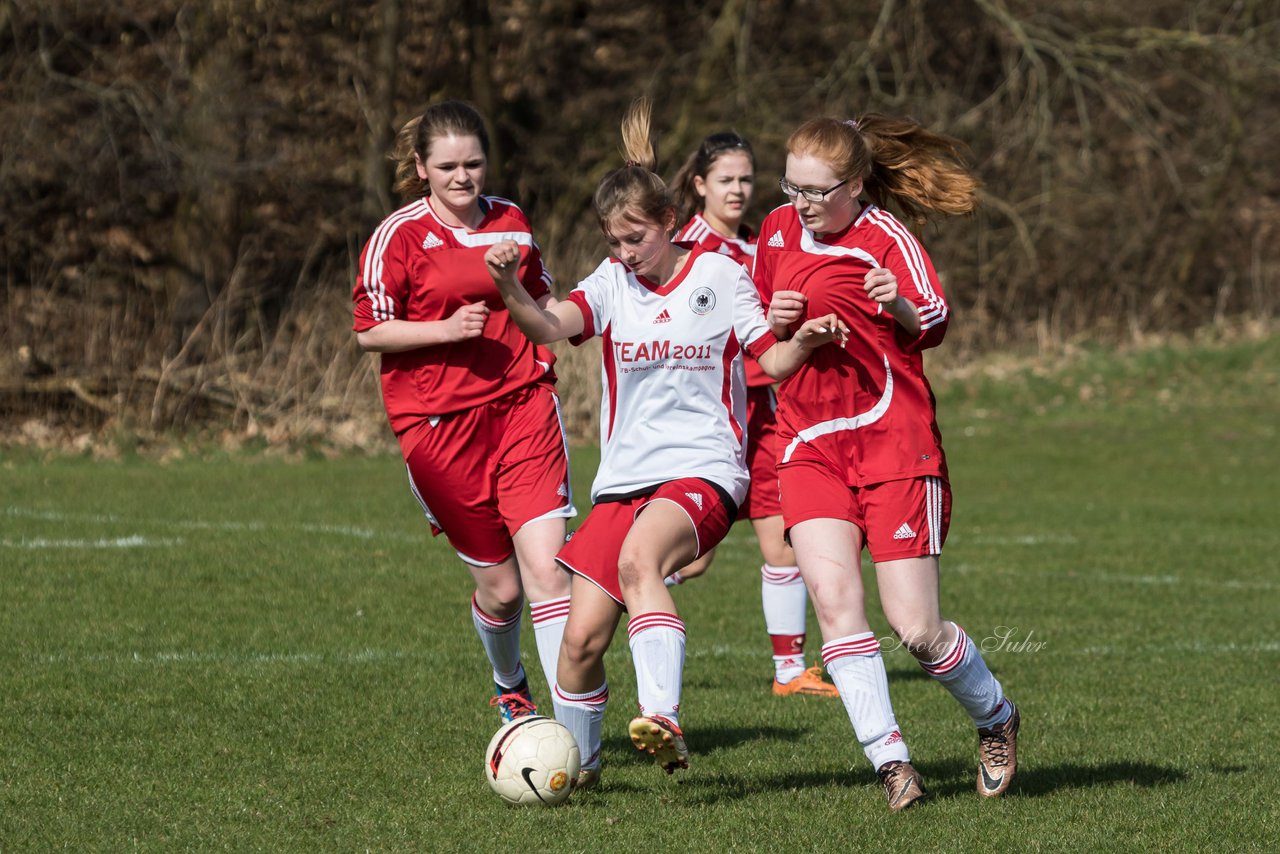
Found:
[31,648,419,665]
[1079,641,1280,655]
[2,505,417,544]
[1,536,184,549]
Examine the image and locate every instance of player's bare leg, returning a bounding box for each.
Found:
[513,516,573,691]
[754,514,837,696]
[791,518,916,801]
[666,546,714,586]
[554,577,622,788]
[878,556,1017,797]
[469,558,536,720]
[617,499,699,772]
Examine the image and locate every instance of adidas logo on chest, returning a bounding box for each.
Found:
[421,231,444,250]
[767,230,784,248]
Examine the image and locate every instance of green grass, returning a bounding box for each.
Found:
[2,333,1278,851]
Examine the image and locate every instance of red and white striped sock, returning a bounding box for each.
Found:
[553,681,609,771]
[471,593,524,688]
[762,564,807,682]
[529,596,570,691]
[920,623,1010,729]
[822,632,909,769]
[627,612,686,724]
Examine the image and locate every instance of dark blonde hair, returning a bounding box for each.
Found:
[787,115,979,224]
[671,132,755,230]
[391,100,490,200]
[593,97,675,235]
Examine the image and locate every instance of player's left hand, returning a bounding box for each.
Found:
[793,313,848,349]
[864,267,899,305]
[484,240,522,281]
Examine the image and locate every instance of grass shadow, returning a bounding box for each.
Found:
[602,723,805,760]
[920,757,1193,799]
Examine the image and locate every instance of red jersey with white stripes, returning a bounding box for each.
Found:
[675,214,772,389]
[675,213,756,267]
[353,196,556,434]
[752,203,949,486]
[566,245,777,505]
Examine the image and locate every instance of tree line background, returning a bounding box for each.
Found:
[1,0,1276,449]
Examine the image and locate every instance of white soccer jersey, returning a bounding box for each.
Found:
[566,246,777,505]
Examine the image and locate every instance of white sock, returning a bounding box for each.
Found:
[823,632,909,769]
[627,612,686,724]
[762,564,808,682]
[471,593,525,688]
[529,596,570,691]
[664,571,686,587]
[553,682,608,771]
[920,623,1011,728]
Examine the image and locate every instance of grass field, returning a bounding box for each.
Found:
[2,332,1278,851]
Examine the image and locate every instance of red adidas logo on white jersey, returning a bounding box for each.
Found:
[653,309,672,324]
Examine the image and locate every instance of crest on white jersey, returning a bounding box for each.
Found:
[689,287,716,316]
[685,491,704,510]
[421,232,444,250]
[767,230,784,248]
[653,308,672,324]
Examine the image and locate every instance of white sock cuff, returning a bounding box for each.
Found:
[920,622,969,676]
[820,631,882,666]
[627,611,685,642]
[529,596,570,626]
[472,593,522,631]
[553,681,609,706]
[761,563,802,585]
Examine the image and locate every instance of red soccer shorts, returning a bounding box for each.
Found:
[400,383,574,566]
[742,385,783,520]
[779,460,951,562]
[556,478,735,606]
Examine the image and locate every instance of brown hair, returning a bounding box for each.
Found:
[593,97,675,234]
[670,131,755,230]
[391,100,491,200]
[786,114,979,225]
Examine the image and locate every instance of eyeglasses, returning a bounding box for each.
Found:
[778,177,848,203]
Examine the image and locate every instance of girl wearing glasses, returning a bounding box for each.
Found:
[484,99,846,788]
[352,101,575,726]
[753,116,1020,811]
[665,132,839,699]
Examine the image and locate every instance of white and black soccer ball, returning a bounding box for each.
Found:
[484,715,581,806]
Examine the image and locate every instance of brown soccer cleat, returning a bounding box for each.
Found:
[877,760,927,812]
[573,766,601,792]
[772,665,840,697]
[628,715,689,774]
[977,702,1020,797]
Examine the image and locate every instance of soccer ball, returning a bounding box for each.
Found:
[485,715,581,806]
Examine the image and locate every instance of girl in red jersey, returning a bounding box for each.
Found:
[484,98,846,788]
[752,116,1020,811]
[352,101,575,724]
[667,132,839,699]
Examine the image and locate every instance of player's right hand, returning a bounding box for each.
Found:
[448,302,490,341]
[768,290,807,328]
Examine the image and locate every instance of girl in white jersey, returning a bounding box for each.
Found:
[485,98,846,787]
[666,131,839,699]
[756,115,1020,810]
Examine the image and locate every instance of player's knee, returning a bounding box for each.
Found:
[560,625,609,670]
[520,558,571,600]
[616,552,658,590]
